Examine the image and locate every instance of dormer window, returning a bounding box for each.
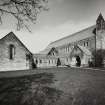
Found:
[9,44,15,60]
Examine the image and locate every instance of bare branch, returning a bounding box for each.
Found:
[0,0,48,31]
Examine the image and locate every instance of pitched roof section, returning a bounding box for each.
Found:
[34,54,46,58]
[78,45,91,56]
[39,48,52,55]
[39,47,58,55]
[96,13,105,22]
[34,53,58,59]
[0,32,32,54]
[47,25,96,48]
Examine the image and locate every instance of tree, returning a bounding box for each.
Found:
[57,58,61,67]
[92,49,105,67]
[0,0,48,31]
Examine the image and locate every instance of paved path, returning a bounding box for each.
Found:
[0,67,105,78]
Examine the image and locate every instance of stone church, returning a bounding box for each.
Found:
[0,32,34,71]
[0,14,105,71]
[34,13,105,68]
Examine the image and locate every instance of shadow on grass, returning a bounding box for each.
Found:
[0,72,62,105]
[56,87,105,105]
[72,88,105,105]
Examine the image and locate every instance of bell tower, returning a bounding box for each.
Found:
[96,13,105,49]
[96,13,105,31]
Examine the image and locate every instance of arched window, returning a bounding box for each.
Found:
[84,42,85,46]
[35,59,38,64]
[9,44,15,60]
[86,42,88,46]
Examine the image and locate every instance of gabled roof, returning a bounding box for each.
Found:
[39,48,52,55]
[78,45,91,56]
[70,45,91,58]
[96,13,105,22]
[47,25,96,48]
[0,31,32,54]
[39,47,58,55]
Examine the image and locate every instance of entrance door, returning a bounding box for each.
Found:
[76,56,81,67]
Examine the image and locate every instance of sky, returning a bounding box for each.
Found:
[0,0,105,53]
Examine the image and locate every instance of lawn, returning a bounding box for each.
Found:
[0,67,105,105]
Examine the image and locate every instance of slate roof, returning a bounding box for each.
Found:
[46,25,96,48]
[38,25,95,56]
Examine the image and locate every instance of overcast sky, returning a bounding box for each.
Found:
[0,0,105,53]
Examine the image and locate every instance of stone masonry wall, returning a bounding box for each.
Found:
[0,33,31,71]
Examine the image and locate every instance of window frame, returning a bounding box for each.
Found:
[9,44,15,60]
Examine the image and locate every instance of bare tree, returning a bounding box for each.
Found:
[0,0,48,31]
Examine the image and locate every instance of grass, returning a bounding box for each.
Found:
[0,67,105,105]
[0,72,62,105]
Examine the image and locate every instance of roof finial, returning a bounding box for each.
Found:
[97,12,104,21]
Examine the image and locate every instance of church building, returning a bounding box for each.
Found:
[34,13,105,68]
[0,14,105,71]
[0,32,34,71]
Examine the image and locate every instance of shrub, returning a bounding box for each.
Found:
[57,58,61,67]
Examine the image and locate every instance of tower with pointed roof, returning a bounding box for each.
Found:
[96,13,105,31]
[96,13,105,49]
